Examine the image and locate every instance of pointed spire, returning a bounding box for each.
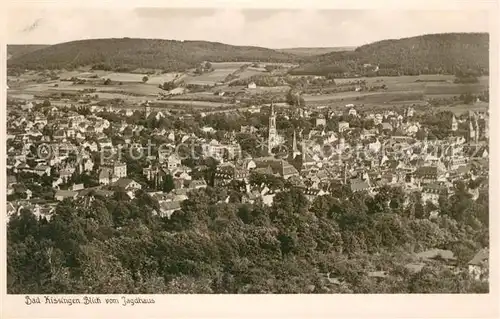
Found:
[344,163,348,184]
[292,130,298,152]
[474,114,479,143]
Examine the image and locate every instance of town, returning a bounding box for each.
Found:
[6,31,490,294]
[6,98,490,216]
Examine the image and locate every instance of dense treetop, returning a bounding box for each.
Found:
[290,33,489,77]
[7,38,298,72]
[7,45,50,60]
[8,33,488,77]
[7,179,489,294]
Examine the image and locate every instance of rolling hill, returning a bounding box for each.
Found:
[7,38,299,72]
[289,33,489,77]
[7,44,49,60]
[8,33,489,77]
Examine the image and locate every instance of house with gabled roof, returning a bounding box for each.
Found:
[415,248,456,265]
[468,248,488,281]
[55,190,78,201]
[111,178,142,191]
[156,200,182,218]
[187,179,207,190]
[33,164,51,177]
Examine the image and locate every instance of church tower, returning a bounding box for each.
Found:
[268,103,278,154]
[292,130,301,158]
[474,114,479,144]
[469,112,476,143]
[451,115,458,131]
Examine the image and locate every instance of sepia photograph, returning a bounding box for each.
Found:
[3,2,494,303]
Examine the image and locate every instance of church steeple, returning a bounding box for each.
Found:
[292,130,301,158]
[268,103,278,155]
[469,111,477,143]
[451,114,458,131]
[474,113,479,144]
[269,103,276,129]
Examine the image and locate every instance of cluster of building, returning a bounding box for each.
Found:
[5,90,490,282]
[6,99,489,221]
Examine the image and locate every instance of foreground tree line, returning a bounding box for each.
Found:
[7,178,489,294]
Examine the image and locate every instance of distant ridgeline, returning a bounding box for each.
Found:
[7,33,489,77]
[6,38,298,73]
[289,33,489,77]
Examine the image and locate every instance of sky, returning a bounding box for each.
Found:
[6,7,490,48]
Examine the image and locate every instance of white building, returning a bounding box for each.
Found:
[202,140,242,160]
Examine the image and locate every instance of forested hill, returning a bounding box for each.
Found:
[8,33,489,75]
[289,33,489,76]
[7,38,299,72]
[7,45,49,60]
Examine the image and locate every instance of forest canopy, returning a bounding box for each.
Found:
[7,181,489,294]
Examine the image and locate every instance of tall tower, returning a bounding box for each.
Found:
[469,112,476,144]
[292,130,301,158]
[451,115,458,132]
[343,163,348,184]
[268,103,278,154]
[474,114,479,144]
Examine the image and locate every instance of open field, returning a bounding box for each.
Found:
[151,100,231,108]
[58,70,108,79]
[104,73,147,82]
[11,81,163,96]
[434,101,489,115]
[208,62,296,69]
[424,83,486,95]
[8,69,490,115]
[333,74,453,86]
[236,69,265,80]
[7,93,35,100]
[102,72,182,85]
[305,75,489,104]
[97,83,162,96]
[335,75,488,88]
[304,91,426,105]
[92,93,148,102]
[147,73,182,85]
[183,69,239,86]
[246,86,290,94]
[209,62,250,69]
[304,91,383,102]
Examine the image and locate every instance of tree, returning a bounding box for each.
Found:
[286,89,305,107]
[162,174,175,193]
[161,81,176,91]
[142,76,149,83]
[462,92,475,104]
[6,166,489,294]
[415,129,427,141]
[454,69,479,84]
[103,78,111,85]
